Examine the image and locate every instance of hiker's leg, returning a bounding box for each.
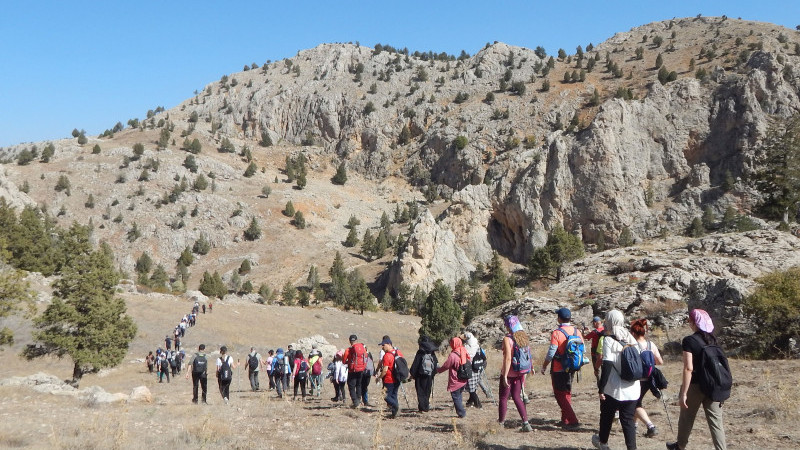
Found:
[200,376,207,402]
[676,383,703,449]
[498,374,510,422]
[702,394,727,450]
[361,372,369,404]
[598,395,616,444]
[618,398,638,450]
[451,386,466,418]
[509,375,527,422]
[192,373,199,402]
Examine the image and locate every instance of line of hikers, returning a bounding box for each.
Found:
[177,306,730,450]
[144,301,207,384]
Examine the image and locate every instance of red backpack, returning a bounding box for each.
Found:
[347,343,367,372]
[312,358,323,376]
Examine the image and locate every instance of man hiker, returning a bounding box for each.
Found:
[583,316,605,379]
[375,336,402,418]
[165,335,172,351]
[186,344,209,404]
[216,345,236,405]
[541,307,583,429]
[246,347,262,391]
[202,304,206,314]
[343,334,368,408]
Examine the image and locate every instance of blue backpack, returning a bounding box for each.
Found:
[558,328,586,373]
[639,341,656,379]
[511,340,532,374]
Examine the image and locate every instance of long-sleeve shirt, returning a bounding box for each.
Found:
[436,351,467,392]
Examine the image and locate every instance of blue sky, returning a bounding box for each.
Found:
[1,1,797,147]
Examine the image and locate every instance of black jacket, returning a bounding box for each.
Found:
[410,336,439,378]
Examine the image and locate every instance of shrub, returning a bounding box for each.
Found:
[332,162,347,185]
[293,211,306,229]
[192,235,211,255]
[743,267,800,357]
[54,175,71,195]
[453,136,468,150]
[283,201,295,217]
[243,162,257,177]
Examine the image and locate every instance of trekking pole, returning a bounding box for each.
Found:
[482,371,497,406]
[659,389,675,434]
[237,359,241,399]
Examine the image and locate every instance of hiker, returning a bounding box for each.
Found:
[541,307,582,428]
[292,350,309,400]
[216,345,236,405]
[177,350,184,373]
[331,352,348,403]
[165,335,172,351]
[409,335,438,412]
[499,315,534,432]
[361,346,374,406]
[630,318,663,438]
[146,351,155,373]
[463,331,486,408]
[343,334,368,408]
[174,335,181,351]
[208,302,212,313]
[583,316,605,379]
[592,309,640,450]
[436,336,469,418]
[308,345,324,397]
[186,344,209,404]
[169,350,178,376]
[375,336,403,418]
[265,349,275,390]
[287,344,297,375]
[158,352,170,383]
[246,347,262,391]
[667,309,728,450]
[271,348,288,398]
[202,304,206,314]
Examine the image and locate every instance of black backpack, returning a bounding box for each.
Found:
[392,352,410,382]
[694,336,732,403]
[160,358,169,371]
[192,354,207,376]
[472,348,487,372]
[248,354,259,371]
[456,356,473,381]
[219,356,233,382]
[296,360,309,380]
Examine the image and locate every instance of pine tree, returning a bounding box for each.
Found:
[149,265,169,290]
[281,281,296,305]
[753,114,800,222]
[487,266,515,308]
[293,211,306,229]
[332,162,348,185]
[24,247,137,386]
[307,265,320,291]
[192,234,211,255]
[135,252,153,277]
[347,270,374,314]
[686,217,706,237]
[298,289,310,307]
[344,226,359,247]
[361,229,375,261]
[284,201,295,217]
[177,246,194,267]
[243,162,257,177]
[346,215,360,229]
[527,226,584,281]
[243,218,261,240]
[239,259,251,275]
[0,269,34,345]
[618,227,634,247]
[373,230,389,259]
[241,280,253,295]
[419,279,462,345]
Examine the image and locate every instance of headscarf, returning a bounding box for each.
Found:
[418,335,437,353]
[504,315,524,333]
[463,331,479,359]
[689,309,714,333]
[603,310,636,345]
[449,337,468,365]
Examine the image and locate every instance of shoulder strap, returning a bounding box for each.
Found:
[558,327,570,340]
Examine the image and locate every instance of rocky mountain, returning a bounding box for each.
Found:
[1,16,799,345]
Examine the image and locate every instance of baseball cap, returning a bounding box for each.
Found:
[556,307,571,320]
[379,337,392,346]
[349,334,358,342]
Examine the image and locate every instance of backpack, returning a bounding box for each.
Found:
[160,358,169,371]
[456,355,473,381]
[419,353,435,376]
[614,338,644,381]
[169,355,177,368]
[472,348,487,372]
[557,328,586,373]
[274,356,286,374]
[312,359,323,376]
[192,354,207,375]
[219,356,233,382]
[296,360,309,380]
[694,336,732,403]
[392,352,410,382]
[248,354,259,371]
[347,343,367,372]
[511,340,532,374]
[639,341,656,379]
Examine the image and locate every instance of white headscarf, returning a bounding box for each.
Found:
[603,310,636,345]
[463,331,479,359]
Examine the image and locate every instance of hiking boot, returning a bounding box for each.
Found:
[592,434,610,450]
[666,443,682,450]
[563,422,581,430]
[645,425,659,438]
[520,421,533,432]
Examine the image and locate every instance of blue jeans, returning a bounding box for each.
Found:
[385,381,400,413]
[451,386,466,417]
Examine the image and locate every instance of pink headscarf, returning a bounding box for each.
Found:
[449,337,468,365]
[690,309,714,333]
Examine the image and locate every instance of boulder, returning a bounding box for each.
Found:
[128,386,153,403]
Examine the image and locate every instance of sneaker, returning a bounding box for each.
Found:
[591,434,610,450]
[666,443,682,450]
[645,425,659,438]
[520,421,533,432]
[563,422,581,430]
[224,397,229,405]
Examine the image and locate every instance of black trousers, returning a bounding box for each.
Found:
[415,375,434,411]
[218,378,231,400]
[347,371,364,406]
[599,395,638,450]
[293,377,307,398]
[192,373,207,402]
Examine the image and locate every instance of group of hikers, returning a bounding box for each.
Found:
[144,301,209,384]
[170,303,729,450]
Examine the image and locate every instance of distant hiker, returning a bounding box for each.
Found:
[271,348,288,398]
[165,335,172,351]
[246,347,262,391]
[592,310,640,450]
[667,309,729,450]
[374,337,402,418]
[308,345,324,397]
[146,351,155,373]
[179,320,186,337]
[361,346,374,405]
[292,350,309,400]
[265,349,275,390]
[202,304,206,314]
[630,318,663,438]
[169,350,178,376]
[208,303,212,313]
[541,307,583,428]
[159,353,170,383]
[499,315,533,432]
[436,336,469,418]
[463,331,485,408]
[174,335,181,351]
[186,344,209,404]
[409,335,438,412]
[583,316,605,379]
[287,344,297,374]
[343,334,368,408]
[216,345,236,405]
[177,350,184,373]
[331,352,348,403]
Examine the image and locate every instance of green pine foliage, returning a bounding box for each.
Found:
[527,226,584,281]
[418,279,462,345]
[243,162,257,177]
[239,259,251,275]
[618,227,634,247]
[293,211,306,229]
[686,217,706,237]
[753,114,800,222]
[344,226,359,247]
[0,269,35,345]
[281,280,296,305]
[332,162,347,185]
[192,235,211,255]
[283,201,295,217]
[243,218,262,240]
[743,267,800,357]
[198,271,227,298]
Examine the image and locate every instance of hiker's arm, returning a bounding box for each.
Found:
[679,350,693,409]
[541,332,557,374]
[597,360,613,401]
[501,336,512,386]
[653,345,664,365]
